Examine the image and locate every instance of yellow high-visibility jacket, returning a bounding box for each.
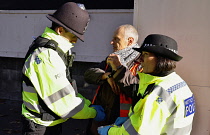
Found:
[108,72,195,135]
[22,27,96,126]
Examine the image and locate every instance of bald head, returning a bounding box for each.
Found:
[111,24,139,52]
[117,24,139,44]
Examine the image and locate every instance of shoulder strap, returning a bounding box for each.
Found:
[142,83,156,98]
[24,36,58,60]
[22,36,58,87]
[22,36,60,120]
[131,83,155,111]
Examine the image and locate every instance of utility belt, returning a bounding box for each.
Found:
[25,107,60,121]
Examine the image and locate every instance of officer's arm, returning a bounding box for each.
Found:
[108,94,169,134]
[33,50,96,119]
[84,60,109,84]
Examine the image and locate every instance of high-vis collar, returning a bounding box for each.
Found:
[41,27,74,53]
[137,72,163,96]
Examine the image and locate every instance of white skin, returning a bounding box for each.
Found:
[55,27,78,43]
[110,26,133,52]
[139,51,157,74]
[101,26,134,94]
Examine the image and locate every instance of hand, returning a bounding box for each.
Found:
[114,117,128,126]
[106,54,122,70]
[107,78,120,95]
[101,72,112,80]
[90,105,106,121]
[98,126,112,135]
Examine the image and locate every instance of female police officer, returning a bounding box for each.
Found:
[98,34,195,135]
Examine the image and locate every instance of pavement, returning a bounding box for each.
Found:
[0,85,97,135]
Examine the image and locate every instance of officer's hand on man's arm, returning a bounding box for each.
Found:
[97,117,128,135]
[90,105,106,121]
[98,125,112,135]
[114,117,128,126]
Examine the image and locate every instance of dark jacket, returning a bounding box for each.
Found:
[84,55,140,124]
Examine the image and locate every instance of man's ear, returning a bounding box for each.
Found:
[55,27,64,35]
[128,37,134,46]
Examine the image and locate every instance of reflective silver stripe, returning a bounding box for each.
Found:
[22,82,36,93]
[23,101,41,113]
[22,65,27,74]
[120,103,131,110]
[43,84,75,106]
[123,118,140,135]
[61,99,85,119]
[154,86,177,114]
[128,112,134,117]
[124,86,176,134]
[163,123,192,135]
[155,85,193,135]
[23,47,48,73]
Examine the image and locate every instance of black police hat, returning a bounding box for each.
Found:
[46,2,90,42]
[133,34,183,61]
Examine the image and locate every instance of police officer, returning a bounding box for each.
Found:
[98,34,195,135]
[21,2,105,135]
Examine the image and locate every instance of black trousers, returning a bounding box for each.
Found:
[21,115,62,135]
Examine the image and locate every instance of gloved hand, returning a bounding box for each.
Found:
[98,126,112,135]
[90,105,105,121]
[114,117,128,126]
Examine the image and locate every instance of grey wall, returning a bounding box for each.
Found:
[133,0,210,134]
[0,10,133,62]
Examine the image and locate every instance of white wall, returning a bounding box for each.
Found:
[0,9,133,62]
[133,0,210,134]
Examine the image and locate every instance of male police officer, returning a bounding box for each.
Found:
[21,2,105,135]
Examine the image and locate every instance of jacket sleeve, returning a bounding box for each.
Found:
[114,66,140,97]
[84,60,110,85]
[108,94,169,134]
[29,49,96,120]
[77,93,91,106]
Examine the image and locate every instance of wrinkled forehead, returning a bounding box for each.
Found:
[113,27,125,38]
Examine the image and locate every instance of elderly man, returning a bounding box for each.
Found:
[84,24,141,135]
